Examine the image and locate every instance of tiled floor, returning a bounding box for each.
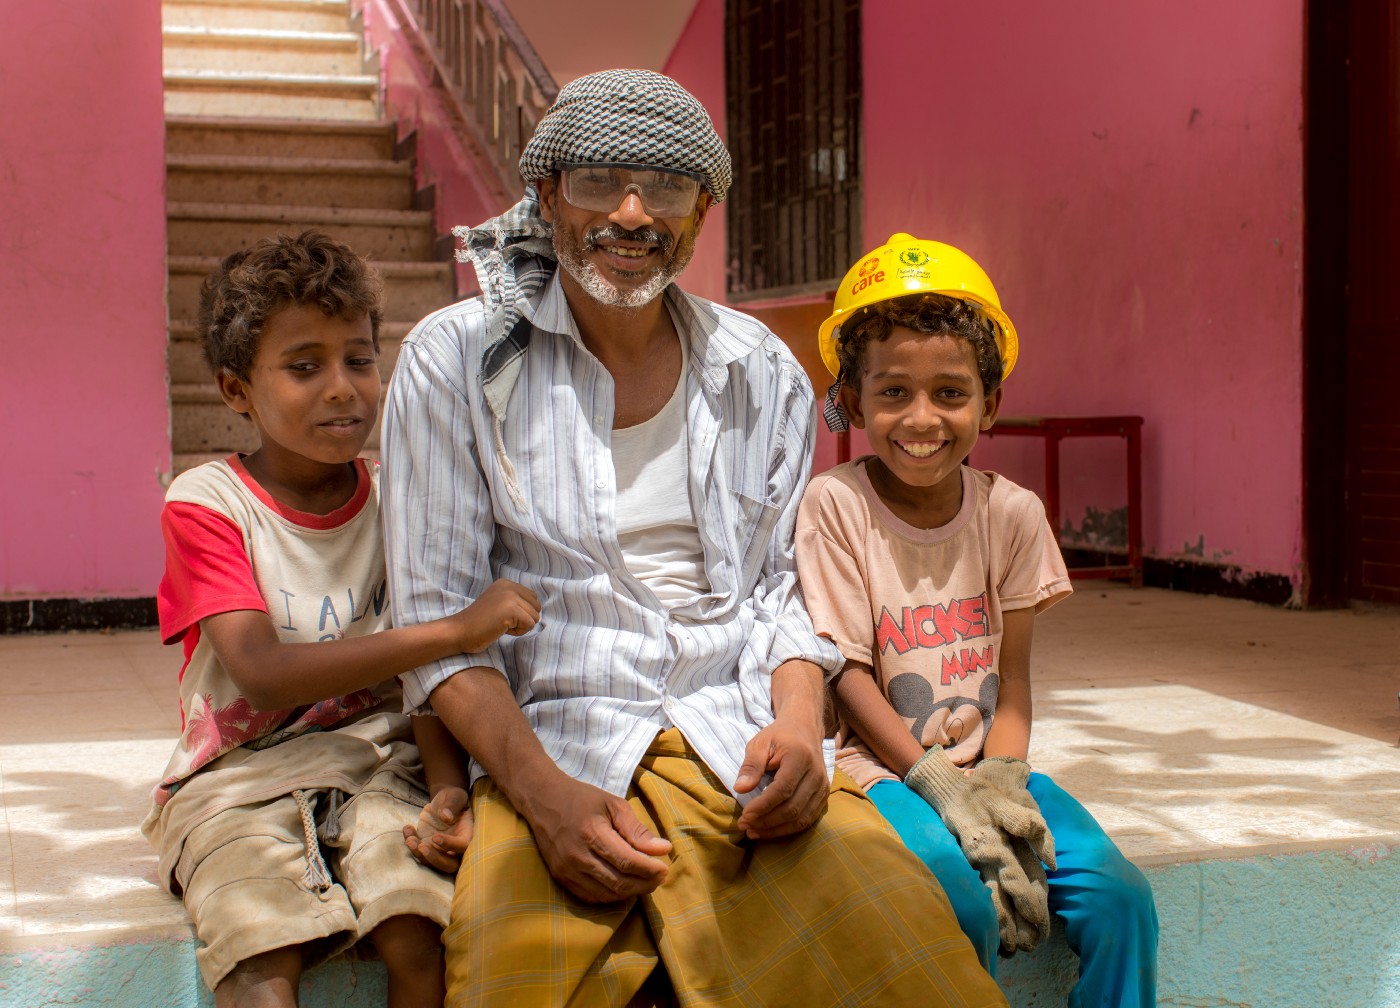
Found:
[1,582,1397,946]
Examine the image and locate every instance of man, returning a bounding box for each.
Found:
[382,69,1005,1007]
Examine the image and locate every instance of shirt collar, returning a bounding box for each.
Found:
[523,272,765,396]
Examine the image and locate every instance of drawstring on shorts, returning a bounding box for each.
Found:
[293,789,333,891]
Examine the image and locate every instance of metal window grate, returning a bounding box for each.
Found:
[724,0,862,302]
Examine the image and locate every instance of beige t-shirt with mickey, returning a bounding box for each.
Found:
[796,460,1071,789]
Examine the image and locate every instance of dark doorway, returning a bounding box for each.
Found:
[1304,0,1400,605]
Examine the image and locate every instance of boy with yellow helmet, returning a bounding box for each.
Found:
[797,234,1158,1006]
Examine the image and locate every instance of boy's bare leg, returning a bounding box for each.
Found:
[215,946,303,1008]
[372,914,447,1008]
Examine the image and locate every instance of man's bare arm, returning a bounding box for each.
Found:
[733,658,830,839]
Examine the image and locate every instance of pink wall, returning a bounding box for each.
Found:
[0,0,170,599]
[663,0,727,303]
[359,0,518,294]
[862,1,1305,579]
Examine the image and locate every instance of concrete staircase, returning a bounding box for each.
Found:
[163,0,457,474]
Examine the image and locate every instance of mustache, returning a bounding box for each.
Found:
[584,224,673,253]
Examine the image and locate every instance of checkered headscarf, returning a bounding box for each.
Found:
[518,69,731,201]
[454,69,730,510]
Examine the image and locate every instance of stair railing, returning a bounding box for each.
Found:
[393,0,557,204]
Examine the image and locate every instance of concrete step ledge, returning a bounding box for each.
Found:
[171,384,226,405]
[163,69,377,93]
[164,25,361,47]
[166,155,416,210]
[1,924,387,1007]
[167,201,430,228]
[165,114,394,135]
[163,0,352,34]
[166,203,436,260]
[168,256,456,320]
[169,254,452,280]
[165,116,398,160]
[168,153,413,177]
[166,0,349,9]
[164,90,379,123]
[164,28,372,77]
[6,837,1397,1007]
[168,319,414,339]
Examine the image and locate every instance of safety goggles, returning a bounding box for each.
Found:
[557,162,705,218]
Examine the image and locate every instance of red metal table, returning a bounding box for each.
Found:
[979,415,1144,586]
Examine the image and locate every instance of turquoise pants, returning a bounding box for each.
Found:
[868,773,1158,1008]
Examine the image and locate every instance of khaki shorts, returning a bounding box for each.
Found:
[174,768,454,990]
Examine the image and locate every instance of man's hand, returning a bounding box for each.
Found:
[733,719,829,840]
[403,786,474,873]
[526,776,672,904]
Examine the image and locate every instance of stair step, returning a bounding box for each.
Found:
[163,26,370,77]
[163,69,377,92]
[164,70,378,121]
[165,116,398,160]
[159,0,453,467]
[170,385,261,455]
[163,0,353,33]
[166,202,436,260]
[168,256,456,321]
[169,320,412,384]
[167,153,415,209]
[171,383,387,454]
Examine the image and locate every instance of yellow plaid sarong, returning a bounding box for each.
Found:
[445,729,1005,1008]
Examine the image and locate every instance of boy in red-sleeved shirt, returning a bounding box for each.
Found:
[143,230,538,1007]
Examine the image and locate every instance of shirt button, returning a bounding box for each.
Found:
[594,415,603,424]
[594,479,606,490]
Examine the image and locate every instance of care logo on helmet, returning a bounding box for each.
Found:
[899,248,930,267]
[851,255,886,297]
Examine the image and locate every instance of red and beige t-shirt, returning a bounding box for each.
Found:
[796,460,1071,789]
[150,456,392,810]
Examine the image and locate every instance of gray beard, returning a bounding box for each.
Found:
[553,225,693,309]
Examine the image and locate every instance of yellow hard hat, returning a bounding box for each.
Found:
[817,233,1018,380]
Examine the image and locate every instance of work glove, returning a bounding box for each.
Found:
[904,747,1053,955]
[967,757,1056,954]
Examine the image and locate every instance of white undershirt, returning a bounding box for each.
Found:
[611,337,709,608]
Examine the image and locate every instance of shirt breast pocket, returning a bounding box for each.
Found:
[731,489,784,573]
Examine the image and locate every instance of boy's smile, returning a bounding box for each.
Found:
[217,303,380,509]
[897,439,949,459]
[840,327,1002,529]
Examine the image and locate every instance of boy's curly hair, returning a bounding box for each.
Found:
[835,293,1004,396]
[198,230,384,381]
